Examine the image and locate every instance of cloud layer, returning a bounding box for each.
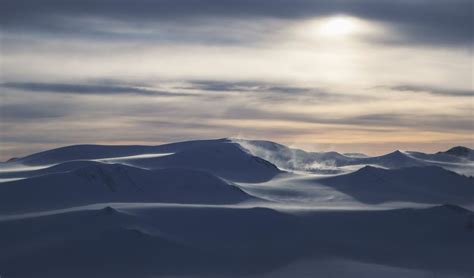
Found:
[0,0,472,159]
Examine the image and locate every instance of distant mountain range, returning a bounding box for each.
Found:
[0,138,472,214]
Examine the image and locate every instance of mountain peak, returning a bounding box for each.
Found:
[437,204,472,213]
[358,165,383,172]
[99,206,120,215]
[444,146,472,157]
[389,150,404,156]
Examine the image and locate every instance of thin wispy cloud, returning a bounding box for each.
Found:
[183,80,313,94]
[0,103,72,121]
[391,85,474,98]
[1,82,193,97]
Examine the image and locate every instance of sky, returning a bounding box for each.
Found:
[0,0,473,159]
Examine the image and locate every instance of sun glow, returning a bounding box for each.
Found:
[318,16,357,37]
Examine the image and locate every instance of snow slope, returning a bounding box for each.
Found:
[317,165,474,204]
[0,161,257,214]
[4,139,282,183]
[0,204,472,277]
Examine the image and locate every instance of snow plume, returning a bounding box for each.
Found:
[231,138,343,174]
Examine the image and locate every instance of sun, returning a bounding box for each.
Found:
[318,16,356,37]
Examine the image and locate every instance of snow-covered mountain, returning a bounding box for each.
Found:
[345,150,425,168]
[442,146,474,159]
[406,146,474,163]
[0,162,258,214]
[0,138,473,277]
[235,139,357,173]
[236,139,474,176]
[5,139,282,183]
[318,165,474,204]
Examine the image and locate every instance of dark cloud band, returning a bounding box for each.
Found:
[1,82,193,97]
[391,85,474,97]
[1,0,472,46]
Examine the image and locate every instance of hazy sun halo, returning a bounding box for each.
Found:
[318,16,356,37]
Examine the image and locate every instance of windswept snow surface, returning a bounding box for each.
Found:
[0,138,473,277]
[235,138,474,176]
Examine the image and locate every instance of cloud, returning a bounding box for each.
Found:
[222,105,474,132]
[1,92,472,160]
[178,80,367,104]
[390,85,474,97]
[1,80,358,105]
[340,113,474,132]
[0,103,72,121]
[1,0,472,47]
[183,80,311,93]
[181,80,268,92]
[1,82,193,97]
